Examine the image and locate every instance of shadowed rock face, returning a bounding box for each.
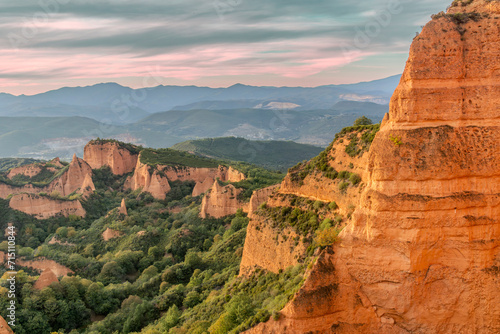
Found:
[243,2,500,333]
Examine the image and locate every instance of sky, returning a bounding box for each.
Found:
[0,0,451,95]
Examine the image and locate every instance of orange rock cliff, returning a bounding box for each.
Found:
[83,140,139,175]
[242,1,500,333]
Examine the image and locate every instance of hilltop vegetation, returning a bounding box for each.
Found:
[172,137,323,172]
[0,161,295,334]
[0,158,40,173]
[0,118,379,333]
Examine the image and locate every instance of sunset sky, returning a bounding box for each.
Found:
[1,0,450,95]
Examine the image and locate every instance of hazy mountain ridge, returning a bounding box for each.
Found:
[0,75,400,124]
[0,101,388,159]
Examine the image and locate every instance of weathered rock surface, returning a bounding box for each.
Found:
[243,2,500,333]
[9,194,85,219]
[164,165,246,197]
[192,177,215,197]
[0,155,94,200]
[84,141,138,175]
[7,164,43,179]
[200,181,247,218]
[119,198,128,216]
[247,184,280,218]
[47,154,93,197]
[1,255,74,277]
[126,160,171,200]
[33,269,59,290]
[0,315,13,333]
[102,228,124,241]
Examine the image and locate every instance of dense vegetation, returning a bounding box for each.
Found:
[140,148,221,169]
[172,137,323,172]
[0,158,292,333]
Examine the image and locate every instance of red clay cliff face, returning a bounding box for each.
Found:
[83,141,138,175]
[200,181,247,218]
[126,160,247,200]
[9,194,85,219]
[244,2,500,333]
[125,159,171,200]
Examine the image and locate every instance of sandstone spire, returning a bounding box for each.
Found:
[119,198,128,216]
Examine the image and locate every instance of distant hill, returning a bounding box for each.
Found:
[0,101,387,159]
[172,137,323,171]
[0,75,400,124]
[0,116,126,159]
[0,158,40,173]
[132,101,389,147]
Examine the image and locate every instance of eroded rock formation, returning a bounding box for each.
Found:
[243,2,500,333]
[119,198,128,216]
[0,155,94,201]
[33,269,59,290]
[200,181,247,218]
[102,228,124,241]
[125,160,171,200]
[83,140,139,175]
[9,194,86,219]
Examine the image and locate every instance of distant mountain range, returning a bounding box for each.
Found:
[0,100,389,159]
[0,75,400,124]
[0,75,400,159]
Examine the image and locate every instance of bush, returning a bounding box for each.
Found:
[328,202,338,210]
[349,173,362,186]
[353,116,373,126]
[339,181,349,193]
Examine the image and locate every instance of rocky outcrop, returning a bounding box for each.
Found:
[243,2,500,333]
[102,228,124,241]
[48,157,65,168]
[223,166,246,182]
[7,164,43,179]
[126,160,171,200]
[119,198,128,216]
[80,173,95,197]
[247,184,280,218]
[127,158,247,199]
[50,154,94,197]
[9,194,85,219]
[200,181,246,218]
[33,269,59,290]
[0,154,94,200]
[83,141,139,175]
[240,219,307,276]
[0,315,13,333]
[192,177,215,197]
[163,165,246,197]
